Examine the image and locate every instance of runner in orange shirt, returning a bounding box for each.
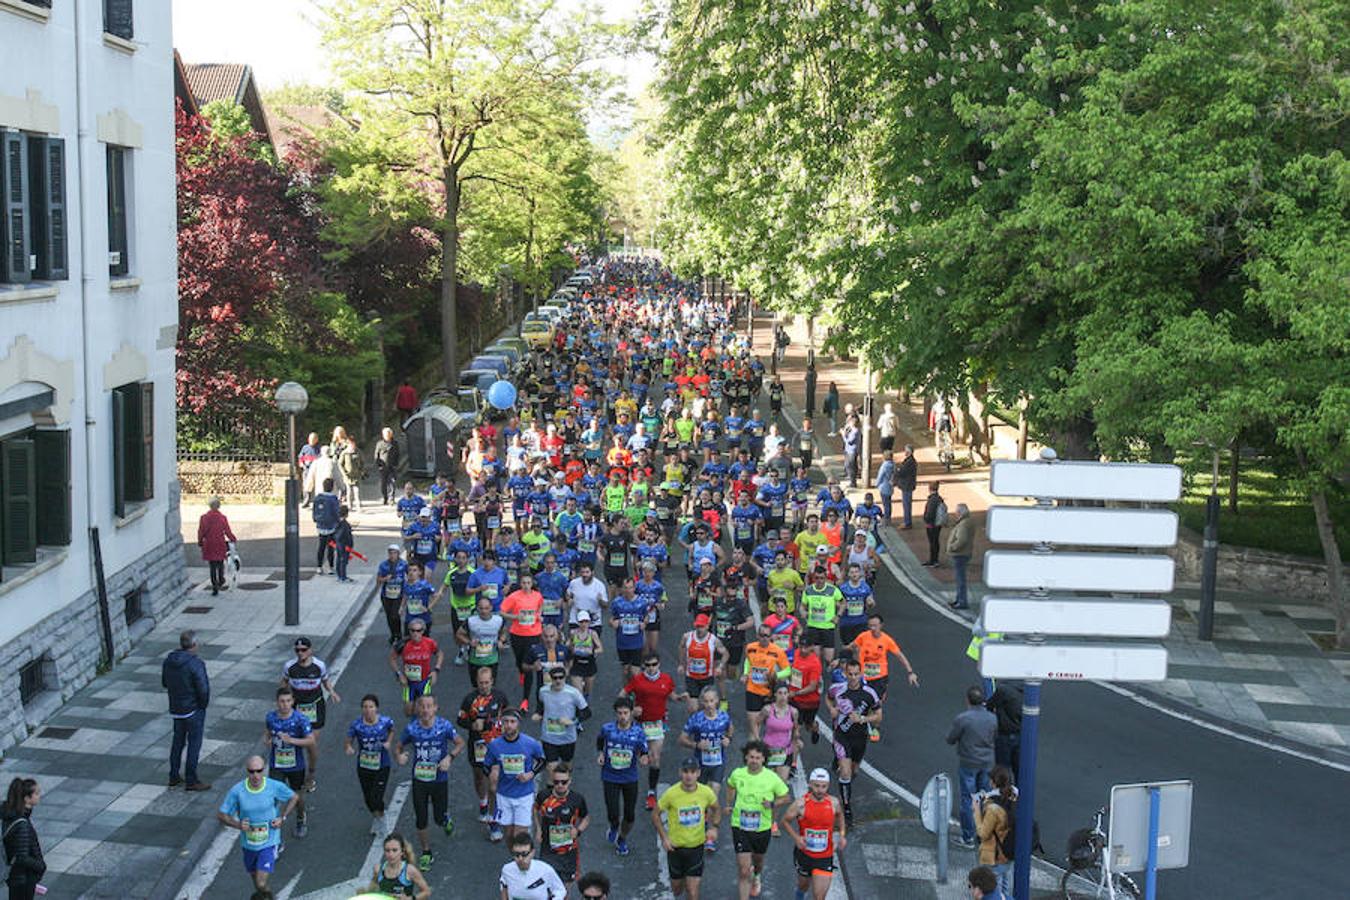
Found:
[849,614,919,742]
[742,624,791,740]
[500,573,545,711]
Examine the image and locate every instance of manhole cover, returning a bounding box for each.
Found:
[183,606,214,614]
[267,570,315,581]
[39,726,77,739]
[237,581,275,591]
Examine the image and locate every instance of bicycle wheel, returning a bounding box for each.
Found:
[1060,865,1104,899]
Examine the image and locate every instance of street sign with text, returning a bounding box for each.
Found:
[979,641,1169,682]
[986,506,1179,548]
[982,596,1172,638]
[990,459,1182,502]
[984,550,1176,594]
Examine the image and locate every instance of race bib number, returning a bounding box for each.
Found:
[542,596,561,615]
[548,823,574,849]
[416,539,434,555]
[773,634,791,651]
[687,656,708,676]
[808,607,830,628]
[609,552,627,568]
[621,616,641,635]
[767,748,788,768]
[771,501,785,516]
[864,662,882,679]
[518,608,537,627]
[359,749,382,770]
[701,745,723,767]
[799,438,812,451]
[414,760,439,781]
[501,754,525,776]
[804,827,829,854]
[749,666,769,686]
[446,520,461,534]
[384,582,403,599]
[244,823,271,848]
[578,540,595,553]
[403,663,424,682]
[406,597,426,615]
[735,524,751,540]
[847,599,865,617]
[473,741,488,764]
[657,506,671,520]
[739,809,762,830]
[273,745,296,769]
[472,640,495,660]
[298,701,318,722]
[545,718,566,736]
[483,584,499,600]
[607,746,633,770]
[789,669,803,688]
[642,720,665,741]
[677,805,702,828]
[487,516,501,529]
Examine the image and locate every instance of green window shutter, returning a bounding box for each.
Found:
[34,430,71,546]
[104,0,134,39]
[138,381,154,501]
[30,138,67,281]
[2,438,37,565]
[106,147,128,277]
[112,388,126,518]
[1,130,30,285]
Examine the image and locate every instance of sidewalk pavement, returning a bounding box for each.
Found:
[754,309,1350,764]
[0,500,396,898]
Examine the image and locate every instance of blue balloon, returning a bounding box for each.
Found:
[487,380,517,410]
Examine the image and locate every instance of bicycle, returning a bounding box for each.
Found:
[1060,806,1140,899]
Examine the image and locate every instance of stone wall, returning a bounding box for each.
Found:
[0,529,189,752]
[1171,527,1333,605]
[177,459,288,498]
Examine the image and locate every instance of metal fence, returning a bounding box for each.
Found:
[177,408,288,463]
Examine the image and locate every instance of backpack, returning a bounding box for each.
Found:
[933,499,948,527]
[988,794,1042,861]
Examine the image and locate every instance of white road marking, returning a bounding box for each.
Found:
[272,868,304,900]
[287,780,412,900]
[328,588,383,685]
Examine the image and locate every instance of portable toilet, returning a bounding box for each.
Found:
[403,404,466,477]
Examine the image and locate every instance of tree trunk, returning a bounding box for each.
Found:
[1017,395,1030,461]
[440,170,461,387]
[1309,488,1348,649]
[1228,438,1240,513]
[526,196,537,314]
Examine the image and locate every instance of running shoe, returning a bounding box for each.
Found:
[606,826,618,845]
[418,850,434,871]
[771,821,780,837]
[478,804,493,823]
[955,836,977,849]
[305,777,316,793]
[370,816,381,835]
[443,817,455,838]
[645,791,657,811]
[616,837,630,856]
[488,825,503,842]
[295,817,308,838]
[705,837,717,853]
[869,725,880,742]
[520,698,530,713]
[750,872,762,897]
[810,728,820,745]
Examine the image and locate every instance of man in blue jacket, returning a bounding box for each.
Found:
[163,629,211,791]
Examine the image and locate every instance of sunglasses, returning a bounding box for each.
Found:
[246,768,265,774]
[408,628,425,633]
[553,779,570,785]
[512,850,533,858]
[583,894,606,899]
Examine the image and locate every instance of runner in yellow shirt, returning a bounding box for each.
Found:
[652,758,721,900]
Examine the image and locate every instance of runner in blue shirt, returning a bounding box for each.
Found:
[507,473,535,523]
[376,546,410,644]
[730,494,763,555]
[484,708,547,843]
[401,562,436,635]
[396,484,426,527]
[216,756,299,896]
[467,551,510,612]
[756,474,789,534]
[344,694,397,834]
[536,555,570,629]
[448,530,482,564]
[404,509,441,574]
[495,529,528,589]
[396,694,465,871]
[678,687,735,832]
[595,697,650,856]
[609,579,652,682]
[837,565,877,647]
[261,687,315,836]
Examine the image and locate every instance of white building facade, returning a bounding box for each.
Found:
[0,0,185,749]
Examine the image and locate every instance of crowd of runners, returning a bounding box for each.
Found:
[217,256,927,899]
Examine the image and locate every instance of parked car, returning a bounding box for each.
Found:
[459,368,498,393]
[483,342,523,370]
[492,336,531,356]
[468,355,511,378]
[457,386,487,423]
[521,320,553,348]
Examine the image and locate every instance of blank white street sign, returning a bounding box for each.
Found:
[982,596,1173,638]
[979,641,1169,681]
[991,460,1182,503]
[987,506,1179,548]
[984,550,1176,594]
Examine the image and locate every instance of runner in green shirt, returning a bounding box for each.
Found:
[434,550,476,665]
[652,758,721,900]
[603,482,628,516]
[725,740,790,900]
[799,567,842,665]
[521,521,552,573]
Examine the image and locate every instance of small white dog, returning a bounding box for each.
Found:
[225,541,241,590]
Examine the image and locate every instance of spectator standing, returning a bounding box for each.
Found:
[304,445,345,506]
[974,766,1016,896]
[2,777,44,900]
[298,432,320,506]
[395,379,420,419]
[921,482,946,567]
[896,446,918,529]
[312,478,341,575]
[874,453,896,525]
[375,427,401,504]
[339,440,366,510]
[876,402,899,455]
[946,503,976,610]
[946,686,997,849]
[840,416,861,488]
[823,383,840,436]
[985,682,1023,776]
[197,497,237,596]
[967,865,1008,900]
[163,629,211,791]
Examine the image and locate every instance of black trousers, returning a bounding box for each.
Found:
[379,465,398,503]
[926,525,942,564]
[381,595,403,643]
[358,765,391,814]
[317,533,335,568]
[603,779,638,826]
[208,560,225,589]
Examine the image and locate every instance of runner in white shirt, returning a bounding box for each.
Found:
[566,565,609,628]
[499,833,566,899]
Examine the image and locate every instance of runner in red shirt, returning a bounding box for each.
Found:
[788,642,824,745]
[622,653,689,811]
[389,624,442,716]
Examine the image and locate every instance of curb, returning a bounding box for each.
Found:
[149,575,381,900]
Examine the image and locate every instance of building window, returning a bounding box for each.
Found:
[124,585,144,626]
[106,146,129,276]
[0,130,67,284]
[0,429,71,576]
[18,657,46,705]
[103,0,133,40]
[112,382,153,517]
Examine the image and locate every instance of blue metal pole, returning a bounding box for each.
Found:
[1013,680,1041,900]
[1145,786,1161,899]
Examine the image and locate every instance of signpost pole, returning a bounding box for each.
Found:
[1013,680,1041,900]
[936,774,949,884]
[1145,786,1161,900]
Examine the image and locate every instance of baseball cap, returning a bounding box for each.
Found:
[680,757,703,771]
[809,767,831,783]
[576,610,592,622]
[765,529,779,539]
[816,545,830,555]
[693,613,711,627]
[418,508,432,518]
[387,543,402,552]
[293,636,312,650]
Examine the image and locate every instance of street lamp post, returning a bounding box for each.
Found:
[275,381,309,627]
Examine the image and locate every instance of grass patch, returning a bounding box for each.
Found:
[1175,464,1349,562]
